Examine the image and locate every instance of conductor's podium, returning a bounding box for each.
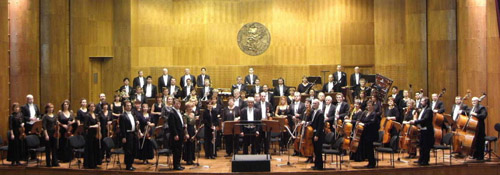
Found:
[231,154,271,172]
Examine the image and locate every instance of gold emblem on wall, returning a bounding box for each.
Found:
[237,22,271,56]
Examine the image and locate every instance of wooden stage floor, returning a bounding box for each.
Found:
[1,149,499,175]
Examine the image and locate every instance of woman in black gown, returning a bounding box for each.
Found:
[83,103,100,169]
[297,76,313,94]
[182,102,196,165]
[42,103,59,167]
[137,103,155,164]
[7,103,24,166]
[99,102,113,162]
[76,99,88,126]
[150,95,164,126]
[110,95,123,147]
[274,96,290,149]
[210,97,222,151]
[57,100,75,162]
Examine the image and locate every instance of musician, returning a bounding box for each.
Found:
[76,98,89,126]
[403,99,417,158]
[333,65,347,92]
[132,87,146,104]
[143,76,157,99]
[371,95,382,115]
[222,98,241,157]
[354,78,371,98]
[151,96,164,126]
[203,101,219,159]
[431,93,445,114]
[317,92,325,110]
[298,76,313,94]
[8,103,24,166]
[83,103,100,169]
[120,101,141,171]
[168,99,186,170]
[233,89,243,108]
[359,101,380,168]
[349,99,364,162]
[250,79,262,96]
[245,67,259,85]
[240,97,262,154]
[323,96,335,132]
[57,100,74,163]
[190,97,201,117]
[182,79,194,100]
[350,66,363,89]
[196,67,210,87]
[287,88,296,105]
[334,93,350,122]
[136,104,154,165]
[162,88,170,104]
[200,79,213,101]
[410,97,434,166]
[469,96,488,161]
[21,94,41,160]
[133,70,146,90]
[451,96,468,123]
[309,99,325,170]
[232,76,247,95]
[182,102,197,164]
[256,93,272,154]
[180,68,196,88]
[119,78,133,97]
[385,97,401,139]
[169,78,181,98]
[42,103,59,167]
[289,92,305,156]
[99,102,113,162]
[323,74,335,93]
[359,91,368,111]
[211,96,224,151]
[415,92,423,109]
[111,95,124,118]
[95,93,107,114]
[275,96,290,149]
[390,86,403,108]
[132,100,143,118]
[262,85,274,105]
[158,68,172,93]
[273,77,289,97]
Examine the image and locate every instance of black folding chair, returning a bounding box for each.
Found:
[373,130,384,160]
[68,135,85,169]
[25,135,45,167]
[433,132,453,165]
[0,134,9,165]
[152,139,172,171]
[103,137,124,170]
[322,134,344,170]
[375,135,399,168]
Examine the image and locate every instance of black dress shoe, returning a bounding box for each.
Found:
[418,163,429,166]
[174,167,183,170]
[224,154,231,157]
[366,165,376,168]
[186,161,194,165]
[126,166,136,171]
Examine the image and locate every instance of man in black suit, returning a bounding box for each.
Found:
[410,97,434,166]
[350,66,363,89]
[309,99,325,170]
[323,96,335,132]
[95,93,107,114]
[196,67,210,87]
[181,79,195,100]
[200,79,213,101]
[133,70,146,90]
[119,101,141,171]
[322,74,335,93]
[289,92,305,156]
[21,94,41,160]
[203,102,219,159]
[231,76,247,95]
[239,97,262,154]
[143,76,157,99]
[168,99,186,170]
[261,84,273,105]
[158,68,172,93]
[168,78,180,98]
[273,77,289,97]
[255,93,273,154]
[119,78,133,97]
[132,87,146,104]
[450,96,468,124]
[244,67,259,85]
[250,79,262,96]
[333,64,347,92]
[180,68,196,88]
[334,93,350,121]
[390,86,403,109]
[359,101,380,168]
[469,96,488,160]
[430,93,445,114]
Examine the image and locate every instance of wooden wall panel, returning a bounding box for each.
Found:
[486,0,500,148]
[427,0,457,110]
[40,0,70,109]
[405,0,427,94]
[0,0,9,139]
[9,0,40,107]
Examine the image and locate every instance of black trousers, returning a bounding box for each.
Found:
[204,127,216,157]
[225,135,237,155]
[171,137,183,168]
[243,135,258,154]
[45,136,58,166]
[123,132,137,168]
[25,124,37,160]
[258,132,269,154]
[313,137,324,169]
[419,130,433,164]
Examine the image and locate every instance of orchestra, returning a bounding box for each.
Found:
[4,66,493,172]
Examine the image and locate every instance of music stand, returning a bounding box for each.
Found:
[246,85,255,95]
[307,76,322,85]
[146,98,156,108]
[262,120,281,155]
[364,74,376,84]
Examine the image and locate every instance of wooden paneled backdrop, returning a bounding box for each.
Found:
[1,0,500,152]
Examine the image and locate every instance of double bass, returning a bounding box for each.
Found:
[293,106,314,157]
[432,88,446,145]
[455,93,486,156]
[349,120,364,153]
[452,90,471,152]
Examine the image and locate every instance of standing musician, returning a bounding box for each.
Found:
[76,98,89,126]
[57,100,75,162]
[151,95,165,126]
[158,68,172,93]
[200,79,213,101]
[203,101,219,159]
[119,78,133,98]
[350,66,363,89]
[275,96,290,149]
[250,79,262,96]
[298,76,313,95]
[289,92,305,156]
[450,96,468,129]
[349,99,364,162]
[83,103,100,169]
[431,93,445,114]
[133,87,146,104]
[334,93,349,122]
[8,103,24,166]
[256,93,273,154]
[43,103,59,167]
[333,65,347,93]
[133,70,146,91]
[359,91,369,111]
[120,101,141,171]
[359,100,380,168]
[410,97,434,166]
[403,99,417,158]
[168,99,186,170]
[143,76,157,99]
[182,79,195,100]
[183,102,197,164]
[240,97,262,154]
[21,94,41,161]
[168,78,181,98]
[137,103,155,164]
[196,67,210,87]
[274,77,289,97]
[353,78,371,98]
[180,68,196,88]
[322,74,335,93]
[222,98,241,157]
[469,96,488,161]
[99,102,113,163]
[309,99,325,170]
[232,76,247,96]
[385,97,401,137]
[245,67,259,85]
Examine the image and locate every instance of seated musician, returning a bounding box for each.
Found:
[410,97,433,166]
[431,93,445,114]
[323,96,335,132]
[273,77,289,97]
[287,88,296,105]
[385,97,401,140]
[358,100,380,168]
[469,96,488,161]
[239,97,262,154]
[322,74,335,93]
[298,76,313,95]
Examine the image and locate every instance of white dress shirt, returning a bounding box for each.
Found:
[324,104,331,118]
[175,108,184,126]
[139,77,144,87]
[126,111,135,132]
[453,105,461,121]
[170,85,176,96]
[145,84,152,97]
[355,73,360,85]
[247,108,254,121]
[279,85,284,96]
[163,75,169,86]
[431,101,436,110]
[249,74,254,84]
[261,103,267,120]
[294,102,300,115]
[328,82,333,92]
[28,103,36,125]
[337,72,342,82]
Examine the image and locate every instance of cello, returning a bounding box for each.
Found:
[452,90,471,153]
[432,88,446,145]
[456,93,486,156]
[349,120,364,153]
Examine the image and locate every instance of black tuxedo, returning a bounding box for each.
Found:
[414,107,434,164]
[203,108,219,157]
[322,81,335,93]
[240,107,262,154]
[261,91,274,106]
[119,85,133,97]
[132,93,146,104]
[167,85,181,98]
[332,71,347,92]
[21,103,41,126]
[431,100,445,114]
[168,108,185,168]
[231,84,247,95]
[119,111,139,169]
[390,91,403,109]
[196,74,210,87]
[180,74,196,88]
[133,76,146,89]
[250,85,263,96]
[157,75,172,93]
[350,73,363,87]
[359,111,380,167]
[273,85,289,97]
[199,86,213,100]
[450,104,468,122]
[256,101,273,120]
[181,85,194,99]
[308,109,324,169]
[142,84,157,98]
[288,101,306,129]
[334,102,350,121]
[469,104,488,160]
[244,74,259,85]
[323,104,335,124]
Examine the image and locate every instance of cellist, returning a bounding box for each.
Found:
[469,96,488,161]
[403,99,417,158]
[410,97,433,166]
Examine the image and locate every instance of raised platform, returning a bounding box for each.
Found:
[0,150,499,175]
